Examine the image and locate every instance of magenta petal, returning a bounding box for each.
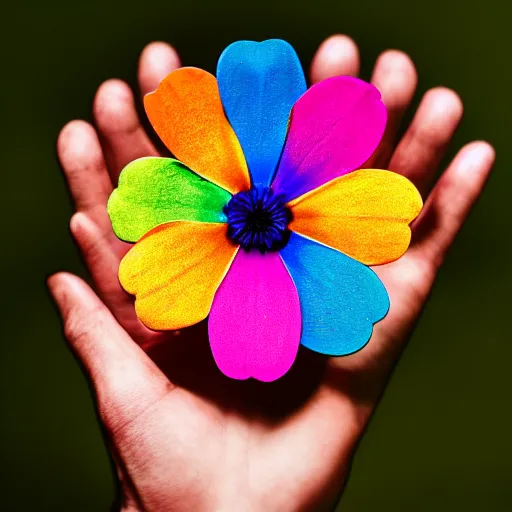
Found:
[271,76,387,201]
[208,250,301,382]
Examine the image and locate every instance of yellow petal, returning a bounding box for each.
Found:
[119,222,238,330]
[288,170,422,265]
[144,67,250,194]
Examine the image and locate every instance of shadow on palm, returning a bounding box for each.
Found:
[144,321,327,422]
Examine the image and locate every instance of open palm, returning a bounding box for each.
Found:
[50,35,494,511]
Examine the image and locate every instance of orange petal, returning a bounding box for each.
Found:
[119,222,238,330]
[288,170,423,265]
[144,68,250,194]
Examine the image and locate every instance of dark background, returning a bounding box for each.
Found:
[2,1,510,510]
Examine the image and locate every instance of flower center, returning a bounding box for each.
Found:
[224,187,292,253]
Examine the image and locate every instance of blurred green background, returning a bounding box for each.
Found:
[2,0,510,510]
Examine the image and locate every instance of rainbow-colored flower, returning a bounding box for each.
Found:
[108,39,422,382]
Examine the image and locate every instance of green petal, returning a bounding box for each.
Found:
[108,157,232,242]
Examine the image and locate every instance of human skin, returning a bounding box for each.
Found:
[49,35,495,511]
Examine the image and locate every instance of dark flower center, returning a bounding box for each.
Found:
[224,187,292,253]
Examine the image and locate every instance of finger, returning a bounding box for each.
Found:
[58,121,141,339]
[57,120,112,226]
[48,272,172,430]
[138,41,181,96]
[367,50,417,168]
[410,141,495,269]
[93,79,159,181]
[310,34,360,84]
[388,87,464,195]
[69,212,157,345]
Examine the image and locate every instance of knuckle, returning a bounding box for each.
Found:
[63,306,105,347]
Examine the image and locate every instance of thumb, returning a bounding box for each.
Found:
[48,272,173,433]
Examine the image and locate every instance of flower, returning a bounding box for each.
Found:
[108,39,422,382]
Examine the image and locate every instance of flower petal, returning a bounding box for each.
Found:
[280,233,389,356]
[144,68,250,194]
[288,170,423,265]
[208,250,301,382]
[119,222,238,330]
[271,76,387,201]
[217,39,307,187]
[108,157,232,242]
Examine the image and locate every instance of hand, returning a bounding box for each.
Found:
[50,35,494,511]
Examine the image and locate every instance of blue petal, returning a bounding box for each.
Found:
[217,39,307,188]
[280,233,390,356]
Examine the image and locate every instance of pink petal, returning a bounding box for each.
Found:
[208,250,301,382]
[271,76,387,201]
